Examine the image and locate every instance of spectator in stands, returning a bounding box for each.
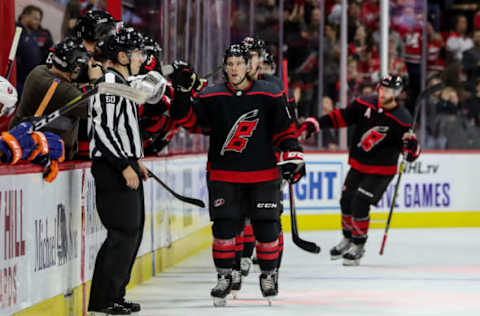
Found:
[388,37,408,80]
[424,75,444,147]
[62,0,82,38]
[16,5,43,97]
[432,86,480,149]
[36,22,54,65]
[393,5,423,113]
[475,10,480,30]
[350,24,374,85]
[462,28,480,84]
[446,15,473,62]
[463,78,480,127]
[254,0,280,45]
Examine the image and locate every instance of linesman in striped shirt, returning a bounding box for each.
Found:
[87,27,149,315]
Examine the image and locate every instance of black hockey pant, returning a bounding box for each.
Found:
[88,159,145,310]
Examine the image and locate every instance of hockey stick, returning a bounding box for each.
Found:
[281,59,320,253]
[289,183,321,253]
[30,82,149,131]
[34,78,60,117]
[379,82,444,255]
[147,168,205,207]
[4,26,22,79]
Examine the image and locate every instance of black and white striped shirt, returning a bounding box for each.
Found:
[88,68,143,171]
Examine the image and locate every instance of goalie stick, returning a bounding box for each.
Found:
[379,82,444,255]
[4,26,22,79]
[30,82,149,131]
[289,183,321,253]
[147,169,205,208]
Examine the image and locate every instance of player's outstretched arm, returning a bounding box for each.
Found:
[298,99,362,140]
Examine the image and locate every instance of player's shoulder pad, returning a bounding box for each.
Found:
[198,83,231,98]
[248,80,283,97]
[260,74,284,91]
[388,105,413,127]
[355,94,378,110]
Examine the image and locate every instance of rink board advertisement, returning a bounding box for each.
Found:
[0,155,209,315]
[0,152,478,315]
[284,153,480,214]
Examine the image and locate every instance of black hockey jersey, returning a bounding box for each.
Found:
[171,80,300,183]
[258,73,297,119]
[317,94,412,175]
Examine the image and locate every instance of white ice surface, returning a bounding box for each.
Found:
[127,228,480,316]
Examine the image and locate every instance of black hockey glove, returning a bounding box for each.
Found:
[402,133,420,162]
[298,117,320,140]
[277,151,306,184]
[170,60,205,93]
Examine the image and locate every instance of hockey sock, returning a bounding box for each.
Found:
[341,215,353,239]
[256,240,279,272]
[242,224,255,258]
[351,216,370,245]
[234,234,244,270]
[351,193,371,244]
[212,238,236,270]
[277,232,284,269]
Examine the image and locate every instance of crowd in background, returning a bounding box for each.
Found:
[11,0,480,155]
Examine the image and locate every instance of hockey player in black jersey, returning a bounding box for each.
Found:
[299,75,420,266]
[170,44,305,306]
[243,37,297,116]
[237,38,297,292]
[136,36,177,156]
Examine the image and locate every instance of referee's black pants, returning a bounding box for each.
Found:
[88,159,145,310]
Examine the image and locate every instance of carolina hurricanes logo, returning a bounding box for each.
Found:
[220,109,259,156]
[358,126,389,152]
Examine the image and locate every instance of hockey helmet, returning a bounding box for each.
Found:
[140,35,163,74]
[223,44,251,65]
[97,27,145,62]
[262,49,276,73]
[0,76,17,109]
[379,74,403,97]
[143,36,163,61]
[74,10,116,42]
[242,36,266,57]
[50,38,90,76]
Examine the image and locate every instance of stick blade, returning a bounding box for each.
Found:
[293,235,321,253]
[175,195,205,208]
[148,169,205,208]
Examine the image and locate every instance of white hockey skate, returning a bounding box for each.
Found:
[231,270,242,299]
[240,257,252,276]
[211,274,232,307]
[330,238,352,260]
[342,243,365,266]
